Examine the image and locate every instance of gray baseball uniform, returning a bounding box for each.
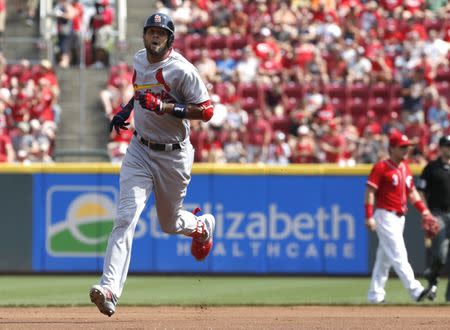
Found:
[99,48,211,297]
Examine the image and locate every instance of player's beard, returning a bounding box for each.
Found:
[146,40,169,57]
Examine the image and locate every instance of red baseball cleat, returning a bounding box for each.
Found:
[190,208,215,261]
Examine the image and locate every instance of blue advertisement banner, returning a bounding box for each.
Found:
[32,173,368,274]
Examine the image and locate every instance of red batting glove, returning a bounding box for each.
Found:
[138,91,163,114]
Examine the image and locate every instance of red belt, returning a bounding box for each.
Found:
[382,208,404,217]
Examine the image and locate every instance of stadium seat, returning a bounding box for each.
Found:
[185,33,206,50]
[237,82,261,99]
[325,83,346,98]
[370,97,390,116]
[348,97,366,117]
[185,49,202,63]
[206,34,228,51]
[435,67,450,82]
[172,34,186,53]
[330,97,347,114]
[389,97,403,113]
[424,18,443,33]
[208,49,223,61]
[282,82,303,100]
[284,97,299,112]
[230,49,243,61]
[390,84,402,99]
[271,117,291,134]
[371,83,391,100]
[436,81,450,103]
[240,97,259,112]
[348,83,370,99]
[227,34,249,51]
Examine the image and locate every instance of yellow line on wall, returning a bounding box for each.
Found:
[0,163,425,175]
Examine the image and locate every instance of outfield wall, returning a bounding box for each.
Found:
[0,163,427,274]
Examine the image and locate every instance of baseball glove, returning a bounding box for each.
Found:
[421,213,440,239]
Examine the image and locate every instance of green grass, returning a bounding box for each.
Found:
[0,276,447,306]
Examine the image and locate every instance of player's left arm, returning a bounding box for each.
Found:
[138,68,214,122]
[159,100,213,122]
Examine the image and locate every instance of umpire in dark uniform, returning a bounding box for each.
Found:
[417,135,450,301]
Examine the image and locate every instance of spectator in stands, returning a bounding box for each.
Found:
[423,29,450,70]
[245,109,272,163]
[267,131,291,165]
[346,47,372,84]
[51,0,76,69]
[223,129,247,163]
[89,0,114,68]
[382,111,405,135]
[302,50,329,84]
[0,0,5,50]
[107,116,134,164]
[197,49,218,84]
[11,121,33,155]
[70,0,84,66]
[229,3,248,36]
[428,96,450,132]
[401,67,428,123]
[225,102,248,132]
[235,47,259,83]
[171,0,193,34]
[0,127,14,162]
[319,121,347,164]
[369,49,394,83]
[303,82,325,115]
[356,125,386,164]
[215,48,237,81]
[28,119,53,162]
[208,1,231,35]
[290,125,317,164]
[200,129,226,163]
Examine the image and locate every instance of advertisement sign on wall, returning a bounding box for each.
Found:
[32,173,368,274]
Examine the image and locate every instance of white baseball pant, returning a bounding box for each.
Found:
[99,137,198,297]
[368,209,424,302]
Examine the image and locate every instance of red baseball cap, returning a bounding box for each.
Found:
[389,132,414,148]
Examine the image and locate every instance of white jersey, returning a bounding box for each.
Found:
[132,48,210,143]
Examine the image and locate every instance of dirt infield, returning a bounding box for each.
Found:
[0,306,449,329]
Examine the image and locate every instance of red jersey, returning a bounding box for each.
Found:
[367,159,414,215]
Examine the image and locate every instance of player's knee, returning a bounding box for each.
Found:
[115,209,134,228]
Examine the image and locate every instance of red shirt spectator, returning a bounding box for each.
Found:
[379,0,402,11]
[404,119,430,154]
[245,110,272,147]
[320,122,346,163]
[72,0,84,32]
[0,133,13,162]
[91,0,113,29]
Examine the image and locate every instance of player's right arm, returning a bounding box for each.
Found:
[365,162,382,231]
[109,96,135,135]
[365,185,377,231]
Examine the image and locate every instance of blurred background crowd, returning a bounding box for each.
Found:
[103,0,450,165]
[1,0,450,165]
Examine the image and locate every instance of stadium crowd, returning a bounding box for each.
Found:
[0,55,60,163]
[103,0,450,165]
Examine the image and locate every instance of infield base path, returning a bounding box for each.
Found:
[0,306,449,329]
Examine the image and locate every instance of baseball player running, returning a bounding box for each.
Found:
[90,12,215,317]
[365,131,436,303]
[418,135,450,301]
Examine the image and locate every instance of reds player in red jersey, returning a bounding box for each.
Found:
[365,131,433,303]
